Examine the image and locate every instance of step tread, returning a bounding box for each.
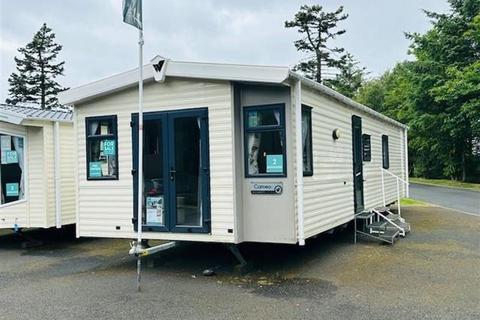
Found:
[366,221,387,229]
[356,211,374,219]
[379,229,400,242]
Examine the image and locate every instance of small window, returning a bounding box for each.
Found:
[244,104,286,177]
[0,133,25,205]
[302,105,313,176]
[85,115,118,180]
[362,134,371,162]
[382,135,389,169]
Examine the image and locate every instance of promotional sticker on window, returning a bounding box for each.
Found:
[102,140,116,156]
[5,150,18,164]
[146,196,164,225]
[248,111,258,127]
[266,154,283,173]
[6,183,19,197]
[0,135,11,164]
[89,162,102,177]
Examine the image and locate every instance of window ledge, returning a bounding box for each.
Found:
[0,199,27,209]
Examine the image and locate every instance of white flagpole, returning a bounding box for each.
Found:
[136,26,144,292]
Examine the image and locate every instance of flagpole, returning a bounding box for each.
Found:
[136,25,144,293]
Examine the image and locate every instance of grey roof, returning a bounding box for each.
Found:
[0,104,73,123]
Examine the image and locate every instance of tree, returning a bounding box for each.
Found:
[285,5,349,83]
[6,23,67,109]
[324,53,366,98]
[355,0,480,181]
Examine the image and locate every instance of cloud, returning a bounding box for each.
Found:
[0,0,451,102]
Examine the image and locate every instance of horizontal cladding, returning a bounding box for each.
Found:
[301,87,406,239]
[76,78,234,242]
[59,124,76,225]
[301,87,355,238]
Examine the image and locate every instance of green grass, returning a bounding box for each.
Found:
[400,198,431,206]
[410,177,480,191]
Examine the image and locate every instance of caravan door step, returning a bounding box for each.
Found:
[378,229,400,244]
[356,211,374,220]
[366,221,387,231]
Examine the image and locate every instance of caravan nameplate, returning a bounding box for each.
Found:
[250,182,283,195]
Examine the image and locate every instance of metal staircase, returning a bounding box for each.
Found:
[354,168,411,245]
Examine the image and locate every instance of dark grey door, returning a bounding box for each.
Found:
[352,115,364,213]
[132,108,211,233]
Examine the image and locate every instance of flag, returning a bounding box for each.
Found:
[123,0,142,30]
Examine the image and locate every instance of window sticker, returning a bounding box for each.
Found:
[248,111,258,127]
[146,196,164,225]
[89,162,102,177]
[5,150,18,164]
[102,140,116,156]
[266,154,283,173]
[0,135,11,164]
[6,183,19,197]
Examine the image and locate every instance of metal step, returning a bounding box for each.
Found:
[374,207,390,214]
[366,221,387,231]
[356,211,374,220]
[378,229,400,244]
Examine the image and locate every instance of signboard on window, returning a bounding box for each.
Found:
[89,162,102,177]
[0,135,11,164]
[146,196,164,224]
[266,154,283,173]
[362,134,371,161]
[6,183,19,197]
[102,140,116,156]
[5,150,18,164]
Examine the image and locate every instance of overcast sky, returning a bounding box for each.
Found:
[0,0,450,102]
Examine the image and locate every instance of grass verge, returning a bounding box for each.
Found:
[400,198,430,206]
[410,177,480,191]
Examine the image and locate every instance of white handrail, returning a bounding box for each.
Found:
[380,167,409,219]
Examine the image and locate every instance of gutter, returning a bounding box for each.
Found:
[293,79,305,246]
[53,121,62,228]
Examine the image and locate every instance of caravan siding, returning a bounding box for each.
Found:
[75,78,235,242]
[301,87,406,238]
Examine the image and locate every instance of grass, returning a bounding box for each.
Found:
[400,198,431,207]
[410,177,480,191]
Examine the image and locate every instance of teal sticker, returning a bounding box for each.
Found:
[5,150,18,164]
[103,140,116,156]
[6,183,19,197]
[248,111,258,127]
[89,162,102,177]
[266,155,283,173]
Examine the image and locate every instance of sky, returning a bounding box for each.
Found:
[0,0,451,102]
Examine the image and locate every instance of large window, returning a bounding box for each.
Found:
[244,104,286,177]
[382,135,390,169]
[0,133,25,205]
[302,105,313,176]
[85,115,118,180]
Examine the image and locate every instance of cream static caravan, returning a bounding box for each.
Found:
[0,104,75,231]
[59,56,409,246]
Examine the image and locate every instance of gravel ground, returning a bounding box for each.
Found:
[0,206,479,320]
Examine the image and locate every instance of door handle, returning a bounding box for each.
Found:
[355,172,361,177]
[170,168,176,181]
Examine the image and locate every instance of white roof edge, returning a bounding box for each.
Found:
[58,59,290,105]
[289,71,408,129]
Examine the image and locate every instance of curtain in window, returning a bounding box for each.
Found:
[301,111,310,171]
[12,136,24,199]
[197,117,202,221]
[90,121,99,135]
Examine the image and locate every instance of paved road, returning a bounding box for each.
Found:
[410,183,480,215]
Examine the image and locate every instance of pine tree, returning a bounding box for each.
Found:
[285,5,349,83]
[6,23,67,109]
[324,53,366,98]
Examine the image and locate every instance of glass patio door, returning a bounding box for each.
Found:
[132,108,210,233]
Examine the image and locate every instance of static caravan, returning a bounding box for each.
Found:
[58,56,409,247]
[0,104,75,231]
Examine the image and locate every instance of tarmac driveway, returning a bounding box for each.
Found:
[0,206,479,320]
[410,183,480,215]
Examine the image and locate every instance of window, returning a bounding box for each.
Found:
[302,105,313,176]
[362,134,371,162]
[85,115,118,180]
[382,135,389,169]
[244,104,286,177]
[0,133,25,205]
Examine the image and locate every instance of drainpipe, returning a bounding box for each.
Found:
[53,121,62,228]
[294,79,305,246]
[404,128,409,198]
